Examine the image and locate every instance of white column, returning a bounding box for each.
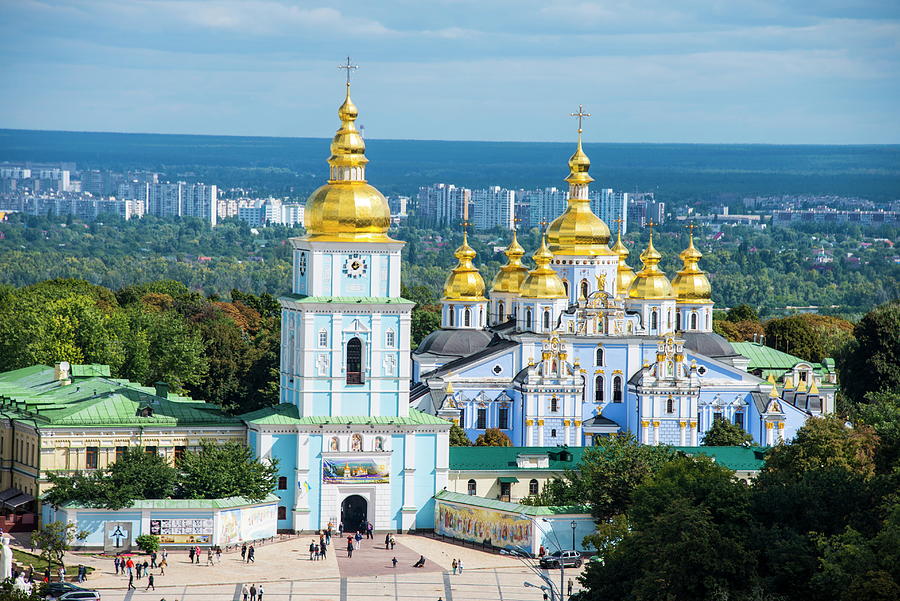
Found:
[574,420,582,446]
[537,418,545,446]
[401,434,416,531]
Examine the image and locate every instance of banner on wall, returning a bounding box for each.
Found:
[241,505,277,541]
[435,500,533,551]
[150,518,214,545]
[323,459,389,484]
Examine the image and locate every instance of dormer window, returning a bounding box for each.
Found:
[136,406,153,418]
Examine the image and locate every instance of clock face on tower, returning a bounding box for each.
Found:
[342,254,368,278]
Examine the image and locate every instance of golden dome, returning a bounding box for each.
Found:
[546,131,613,256]
[304,83,394,243]
[671,228,712,303]
[611,227,636,295]
[442,231,487,301]
[628,229,675,300]
[520,236,567,299]
[490,230,530,295]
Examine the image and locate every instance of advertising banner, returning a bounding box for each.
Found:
[150,518,214,545]
[435,500,533,551]
[323,458,389,484]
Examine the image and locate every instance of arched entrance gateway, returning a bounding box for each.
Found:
[341,495,368,532]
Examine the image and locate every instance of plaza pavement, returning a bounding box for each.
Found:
[16,533,584,600]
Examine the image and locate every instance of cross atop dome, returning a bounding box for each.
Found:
[338,56,359,86]
[570,104,591,134]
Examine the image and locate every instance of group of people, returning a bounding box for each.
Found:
[308,530,331,561]
[240,543,256,563]
[116,552,163,591]
[188,545,224,565]
[450,559,465,575]
[241,582,264,601]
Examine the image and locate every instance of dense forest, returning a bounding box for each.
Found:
[0,213,895,320]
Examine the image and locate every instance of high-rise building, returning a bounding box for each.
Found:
[591,188,629,234]
[471,186,515,230]
[148,182,183,218]
[416,184,470,227]
[520,187,568,228]
[182,183,218,226]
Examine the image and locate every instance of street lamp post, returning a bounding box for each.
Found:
[570,520,577,551]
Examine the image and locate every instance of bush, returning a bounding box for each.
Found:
[135,534,160,553]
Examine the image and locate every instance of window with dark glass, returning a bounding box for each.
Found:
[595,348,604,365]
[278,476,288,490]
[277,506,287,520]
[174,446,186,462]
[467,479,477,495]
[498,302,505,322]
[145,446,157,456]
[346,337,363,384]
[580,280,589,299]
[666,397,675,413]
[85,446,98,470]
[543,310,550,330]
[691,313,698,330]
[477,408,487,429]
[498,407,509,430]
[613,376,623,402]
[464,308,471,327]
[526,309,533,330]
[529,479,539,495]
[595,375,604,402]
[551,428,557,438]
[735,412,744,429]
[550,397,558,412]
[651,310,658,330]
[116,446,126,463]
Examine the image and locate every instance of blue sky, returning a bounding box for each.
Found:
[1,1,899,143]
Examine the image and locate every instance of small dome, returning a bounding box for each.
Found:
[611,229,636,294]
[672,231,712,302]
[628,232,675,300]
[520,236,567,299]
[442,232,487,301]
[491,231,530,295]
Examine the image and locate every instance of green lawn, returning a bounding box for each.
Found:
[11,549,94,577]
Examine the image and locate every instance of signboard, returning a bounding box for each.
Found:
[435,500,533,551]
[323,458,389,484]
[150,518,214,545]
[104,522,132,552]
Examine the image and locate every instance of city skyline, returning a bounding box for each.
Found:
[1,1,898,144]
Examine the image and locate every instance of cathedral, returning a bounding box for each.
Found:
[410,116,827,449]
[244,72,829,535]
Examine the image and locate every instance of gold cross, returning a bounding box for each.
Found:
[539,219,550,233]
[614,218,624,235]
[646,220,656,238]
[338,56,359,85]
[513,215,522,232]
[570,105,591,133]
[685,222,698,234]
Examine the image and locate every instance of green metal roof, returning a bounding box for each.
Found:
[449,445,767,473]
[62,493,280,510]
[70,364,112,377]
[280,294,415,305]
[0,365,240,427]
[434,490,589,516]
[497,476,519,483]
[731,342,835,385]
[240,403,450,427]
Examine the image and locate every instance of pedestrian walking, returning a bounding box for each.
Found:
[146,574,155,591]
[114,556,121,575]
[257,584,265,601]
[309,541,316,561]
[127,573,136,590]
[125,557,134,577]
[77,565,86,583]
[367,522,374,539]
[354,531,362,550]
[216,547,222,563]
[247,545,255,563]
[451,559,457,575]
[207,549,213,566]
[241,543,247,562]
[195,546,201,564]
[384,533,391,550]
[136,563,143,579]
[320,543,327,560]
[159,557,167,576]
[188,547,195,563]
[162,549,168,563]
[314,543,320,560]
[391,557,397,569]
[250,584,257,601]
[389,535,396,550]
[151,551,158,568]
[338,523,344,537]
[458,559,463,574]
[143,561,149,577]
[58,567,65,582]
[568,578,574,597]
[242,583,249,601]
[346,539,354,559]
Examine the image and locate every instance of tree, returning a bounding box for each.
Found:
[135,534,160,553]
[31,522,88,571]
[764,313,855,363]
[449,423,471,446]
[474,428,512,447]
[702,416,755,446]
[176,441,278,501]
[838,302,900,404]
[411,307,441,347]
[715,319,765,342]
[726,304,759,322]
[0,580,45,601]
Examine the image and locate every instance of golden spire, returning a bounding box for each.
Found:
[442,225,487,301]
[520,234,567,299]
[769,383,780,398]
[446,381,454,394]
[784,375,794,390]
[546,105,613,256]
[304,57,393,243]
[490,224,530,295]
[628,221,675,300]
[808,379,820,395]
[796,377,808,393]
[611,218,636,295]
[767,373,777,386]
[672,223,712,303]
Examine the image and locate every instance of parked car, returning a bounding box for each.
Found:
[539,549,583,569]
[45,583,101,601]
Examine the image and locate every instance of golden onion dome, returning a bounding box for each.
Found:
[520,236,567,299]
[628,229,675,300]
[672,228,712,303]
[546,131,613,256]
[304,83,393,243]
[442,231,487,301]
[611,227,636,295]
[490,230,530,295]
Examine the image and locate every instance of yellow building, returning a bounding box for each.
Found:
[0,363,244,525]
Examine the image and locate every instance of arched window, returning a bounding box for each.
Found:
[479,307,484,326]
[580,280,589,300]
[525,308,533,330]
[449,306,455,327]
[498,301,505,322]
[551,428,557,438]
[667,310,672,330]
[613,376,623,402]
[529,479,539,495]
[595,347,604,366]
[464,308,471,327]
[706,313,711,329]
[277,476,288,490]
[676,312,682,331]
[467,479,477,495]
[562,280,569,297]
[318,329,328,347]
[550,397,559,412]
[329,437,340,452]
[666,397,675,413]
[651,310,658,330]
[351,433,363,452]
[385,329,395,348]
[277,506,287,520]
[543,310,551,330]
[691,313,698,330]
[346,337,363,384]
[595,375,604,402]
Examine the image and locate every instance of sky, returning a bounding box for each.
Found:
[1,0,899,143]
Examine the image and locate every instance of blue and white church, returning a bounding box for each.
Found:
[242,78,449,534]
[411,117,828,449]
